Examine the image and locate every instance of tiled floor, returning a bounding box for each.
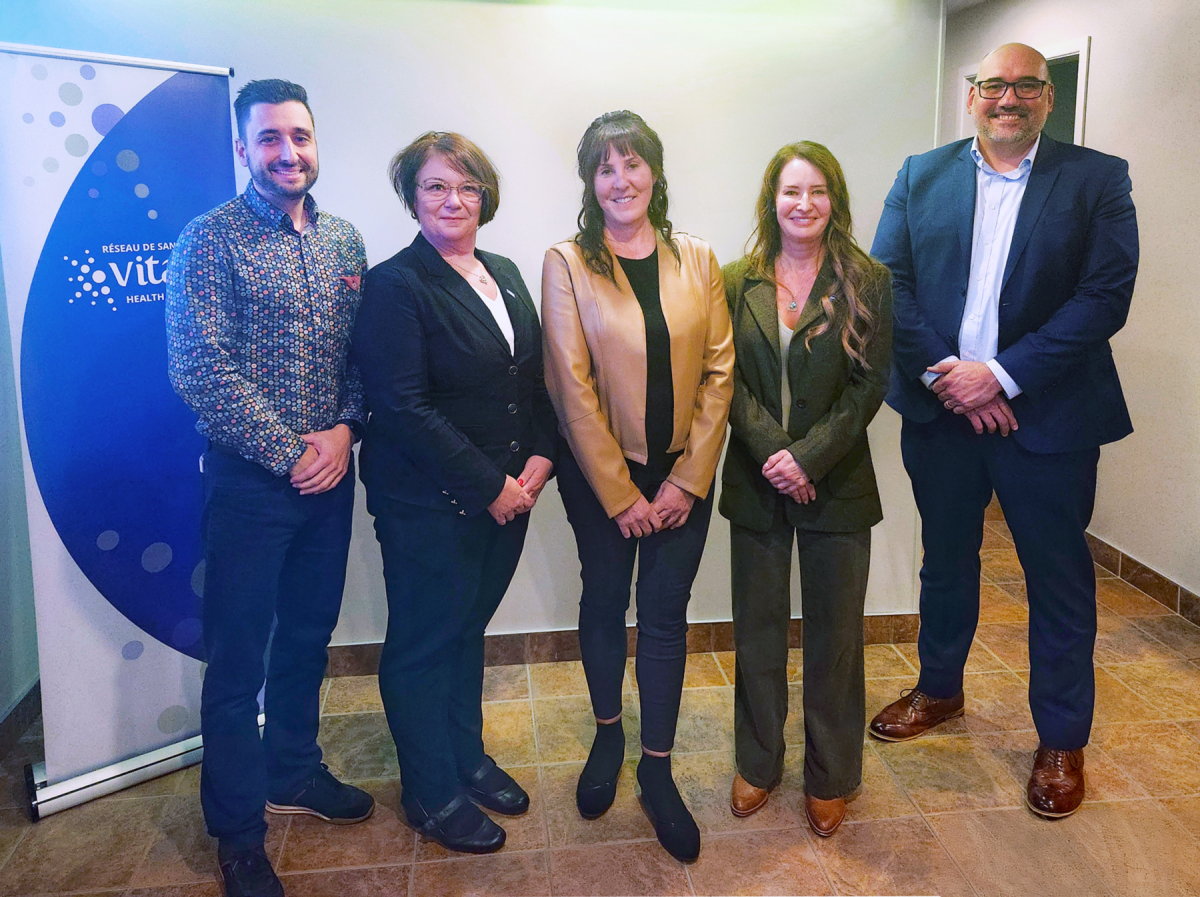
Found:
[3,528,1200,894]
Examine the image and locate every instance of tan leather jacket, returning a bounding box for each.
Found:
[541,233,734,518]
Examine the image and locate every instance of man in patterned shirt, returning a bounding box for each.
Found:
[166,79,372,897]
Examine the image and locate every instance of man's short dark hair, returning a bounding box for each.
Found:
[233,79,313,140]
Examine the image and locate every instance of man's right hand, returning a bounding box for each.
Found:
[961,395,1019,436]
[614,495,662,539]
[488,475,533,525]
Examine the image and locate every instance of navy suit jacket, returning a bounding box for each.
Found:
[352,232,557,516]
[871,134,1138,453]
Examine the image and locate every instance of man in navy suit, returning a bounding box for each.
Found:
[868,43,1138,818]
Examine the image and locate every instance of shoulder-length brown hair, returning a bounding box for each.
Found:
[746,141,887,369]
[573,110,679,281]
[389,131,501,226]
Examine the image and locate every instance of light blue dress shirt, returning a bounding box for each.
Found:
[922,135,1040,398]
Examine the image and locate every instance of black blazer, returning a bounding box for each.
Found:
[872,135,1138,453]
[718,256,892,534]
[352,232,557,517]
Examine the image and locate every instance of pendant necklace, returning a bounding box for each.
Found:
[448,257,489,285]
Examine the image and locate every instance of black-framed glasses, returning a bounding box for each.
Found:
[973,78,1050,99]
[417,179,485,204]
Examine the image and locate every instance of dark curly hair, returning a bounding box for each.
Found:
[573,110,679,281]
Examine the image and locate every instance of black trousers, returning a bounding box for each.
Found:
[902,412,1100,750]
[371,498,529,811]
[199,449,354,849]
[730,498,870,800]
[556,446,713,753]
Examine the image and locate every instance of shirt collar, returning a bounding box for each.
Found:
[242,182,319,232]
[970,133,1040,179]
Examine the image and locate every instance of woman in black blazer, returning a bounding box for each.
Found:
[720,142,891,837]
[352,132,557,855]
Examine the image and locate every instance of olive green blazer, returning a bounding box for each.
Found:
[717,255,892,534]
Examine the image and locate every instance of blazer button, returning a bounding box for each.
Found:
[509,365,518,375]
[795,397,807,408]
[510,440,520,452]
[507,403,518,414]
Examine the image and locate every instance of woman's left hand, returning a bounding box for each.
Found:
[762,449,817,504]
[651,481,696,529]
[517,455,555,505]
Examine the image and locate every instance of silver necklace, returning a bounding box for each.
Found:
[780,261,819,311]
[448,257,490,285]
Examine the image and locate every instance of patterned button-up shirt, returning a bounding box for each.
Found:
[166,184,366,476]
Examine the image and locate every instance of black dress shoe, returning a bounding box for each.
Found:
[217,843,284,897]
[405,793,506,854]
[461,755,529,816]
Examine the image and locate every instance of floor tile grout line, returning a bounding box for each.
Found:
[913,806,985,897]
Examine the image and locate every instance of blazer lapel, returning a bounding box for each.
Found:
[414,233,512,356]
[1000,135,1061,295]
[484,255,535,360]
[744,279,781,360]
[952,141,977,287]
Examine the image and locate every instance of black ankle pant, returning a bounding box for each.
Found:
[556,446,713,753]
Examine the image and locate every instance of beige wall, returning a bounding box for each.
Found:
[944,0,1200,595]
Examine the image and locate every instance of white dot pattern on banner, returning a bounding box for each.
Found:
[92,160,107,175]
[49,111,65,127]
[191,560,206,598]
[148,209,158,219]
[122,641,144,660]
[22,113,33,124]
[88,188,99,198]
[141,542,173,573]
[92,269,106,283]
[157,706,190,735]
[65,134,88,156]
[116,149,139,171]
[80,64,96,80]
[134,183,149,198]
[96,530,120,551]
[58,82,83,106]
[101,286,110,294]
[31,64,47,80]
[43,158,58,173]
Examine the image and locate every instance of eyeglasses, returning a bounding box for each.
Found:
[973,78,1050,99]
[417,179,485,204]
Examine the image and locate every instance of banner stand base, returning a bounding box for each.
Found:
[24,714,265,820]
[24,734,202,821]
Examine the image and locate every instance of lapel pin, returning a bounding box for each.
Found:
[506,288,516,298]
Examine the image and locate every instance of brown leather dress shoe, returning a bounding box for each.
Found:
[804,794,846,837]
[869,688,965,742]
[1026,746,1085,818]
[730,774,769,817]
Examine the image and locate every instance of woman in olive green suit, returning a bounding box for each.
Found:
[720,142,892,837]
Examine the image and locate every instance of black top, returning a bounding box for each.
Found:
[617,250,674,478]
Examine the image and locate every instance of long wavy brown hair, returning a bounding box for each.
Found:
[574,110,679,282]
[745,141,886,369]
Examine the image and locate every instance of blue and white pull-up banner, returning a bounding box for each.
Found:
[0,43,234,815]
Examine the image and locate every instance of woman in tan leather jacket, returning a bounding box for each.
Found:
[541,110,733,863]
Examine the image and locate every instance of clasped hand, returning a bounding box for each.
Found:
[926,360,1018,436]
[487,454,554,525]
[289,424,353,495]
[613,481,695,539]
[763,449,816,504]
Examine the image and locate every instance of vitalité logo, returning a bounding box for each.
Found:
[64,241,174,310]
